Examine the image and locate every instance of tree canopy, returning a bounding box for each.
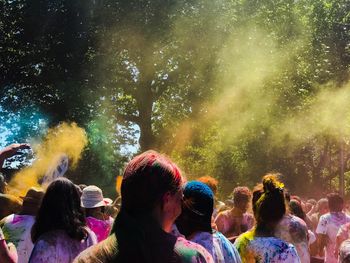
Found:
[0,0,349,198]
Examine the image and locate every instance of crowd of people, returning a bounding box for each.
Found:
[0,144,350,262]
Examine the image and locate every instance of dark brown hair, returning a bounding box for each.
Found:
[252,174,286,226]
[327,193,343,212]
[31,177,87,242]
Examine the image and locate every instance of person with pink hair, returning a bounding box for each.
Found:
[75,150,214,263]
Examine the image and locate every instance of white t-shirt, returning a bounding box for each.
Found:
[316,212,350,263]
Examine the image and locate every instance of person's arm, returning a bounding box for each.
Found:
[0,143,30,169]
[0,228,17,263]
[334,224,348,258]
[315,215,328,257]
[335,235,345,259]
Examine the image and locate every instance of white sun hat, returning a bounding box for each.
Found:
[81,185,112,208]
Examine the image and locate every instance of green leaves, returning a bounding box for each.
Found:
[1,0,349,197]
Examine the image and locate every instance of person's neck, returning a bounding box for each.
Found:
[231,207,244,216]
[162,221,172,233]
[152,208,172,233]
[255,224,275,237]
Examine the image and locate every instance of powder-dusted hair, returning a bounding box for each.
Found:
[197,176,218,195]
[252,174,286,225]
[121,150,183,215]
[233,186,251,207]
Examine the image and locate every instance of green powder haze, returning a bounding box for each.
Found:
[5,0,345,198]
[82,0,350,197]
[157,1,350,198]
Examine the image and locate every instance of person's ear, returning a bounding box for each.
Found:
[162,191,172,210]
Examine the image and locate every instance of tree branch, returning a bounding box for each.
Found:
[114,112,140,124]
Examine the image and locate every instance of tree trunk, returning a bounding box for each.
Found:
[311,141,329,193]
[136,84,156,152]
[138,114,155,151]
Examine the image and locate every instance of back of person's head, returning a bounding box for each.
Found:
[21,187,44,216]
[196,176,218,196]
[316,198,328,213]
[31,177,87,243]
[176,181,214,237]
[121,150,183,216]
[252,174,286,226]
[289,199,306,221]
[232,186,251,211]
[0,193,22,219]
[307,199,317,206]
[81,185,112,218]
[327,193,343,212]
[106,151,184,263]
[79,184,87,191]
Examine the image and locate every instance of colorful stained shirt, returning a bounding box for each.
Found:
[76,209,215,263]
[74,234,215,263]
[274,214,310,263]
[190,231,242,263]
[234,230,300,263]
[175,237,215,263]
[29,229,97,263]
[338,239,350,263]
[1,214,35,263]
[316,212,350,263]
[337,222,350,242]
[86,216,114,242]
[215,210,254,239]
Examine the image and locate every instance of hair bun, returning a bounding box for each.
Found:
[262,174,284,194]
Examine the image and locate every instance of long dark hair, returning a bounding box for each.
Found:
[120,150,182,216]
[252,174,286,230]
[107,150,183,263]
[31,177,88,242]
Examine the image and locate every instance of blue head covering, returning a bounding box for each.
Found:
[183,181,214,220]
